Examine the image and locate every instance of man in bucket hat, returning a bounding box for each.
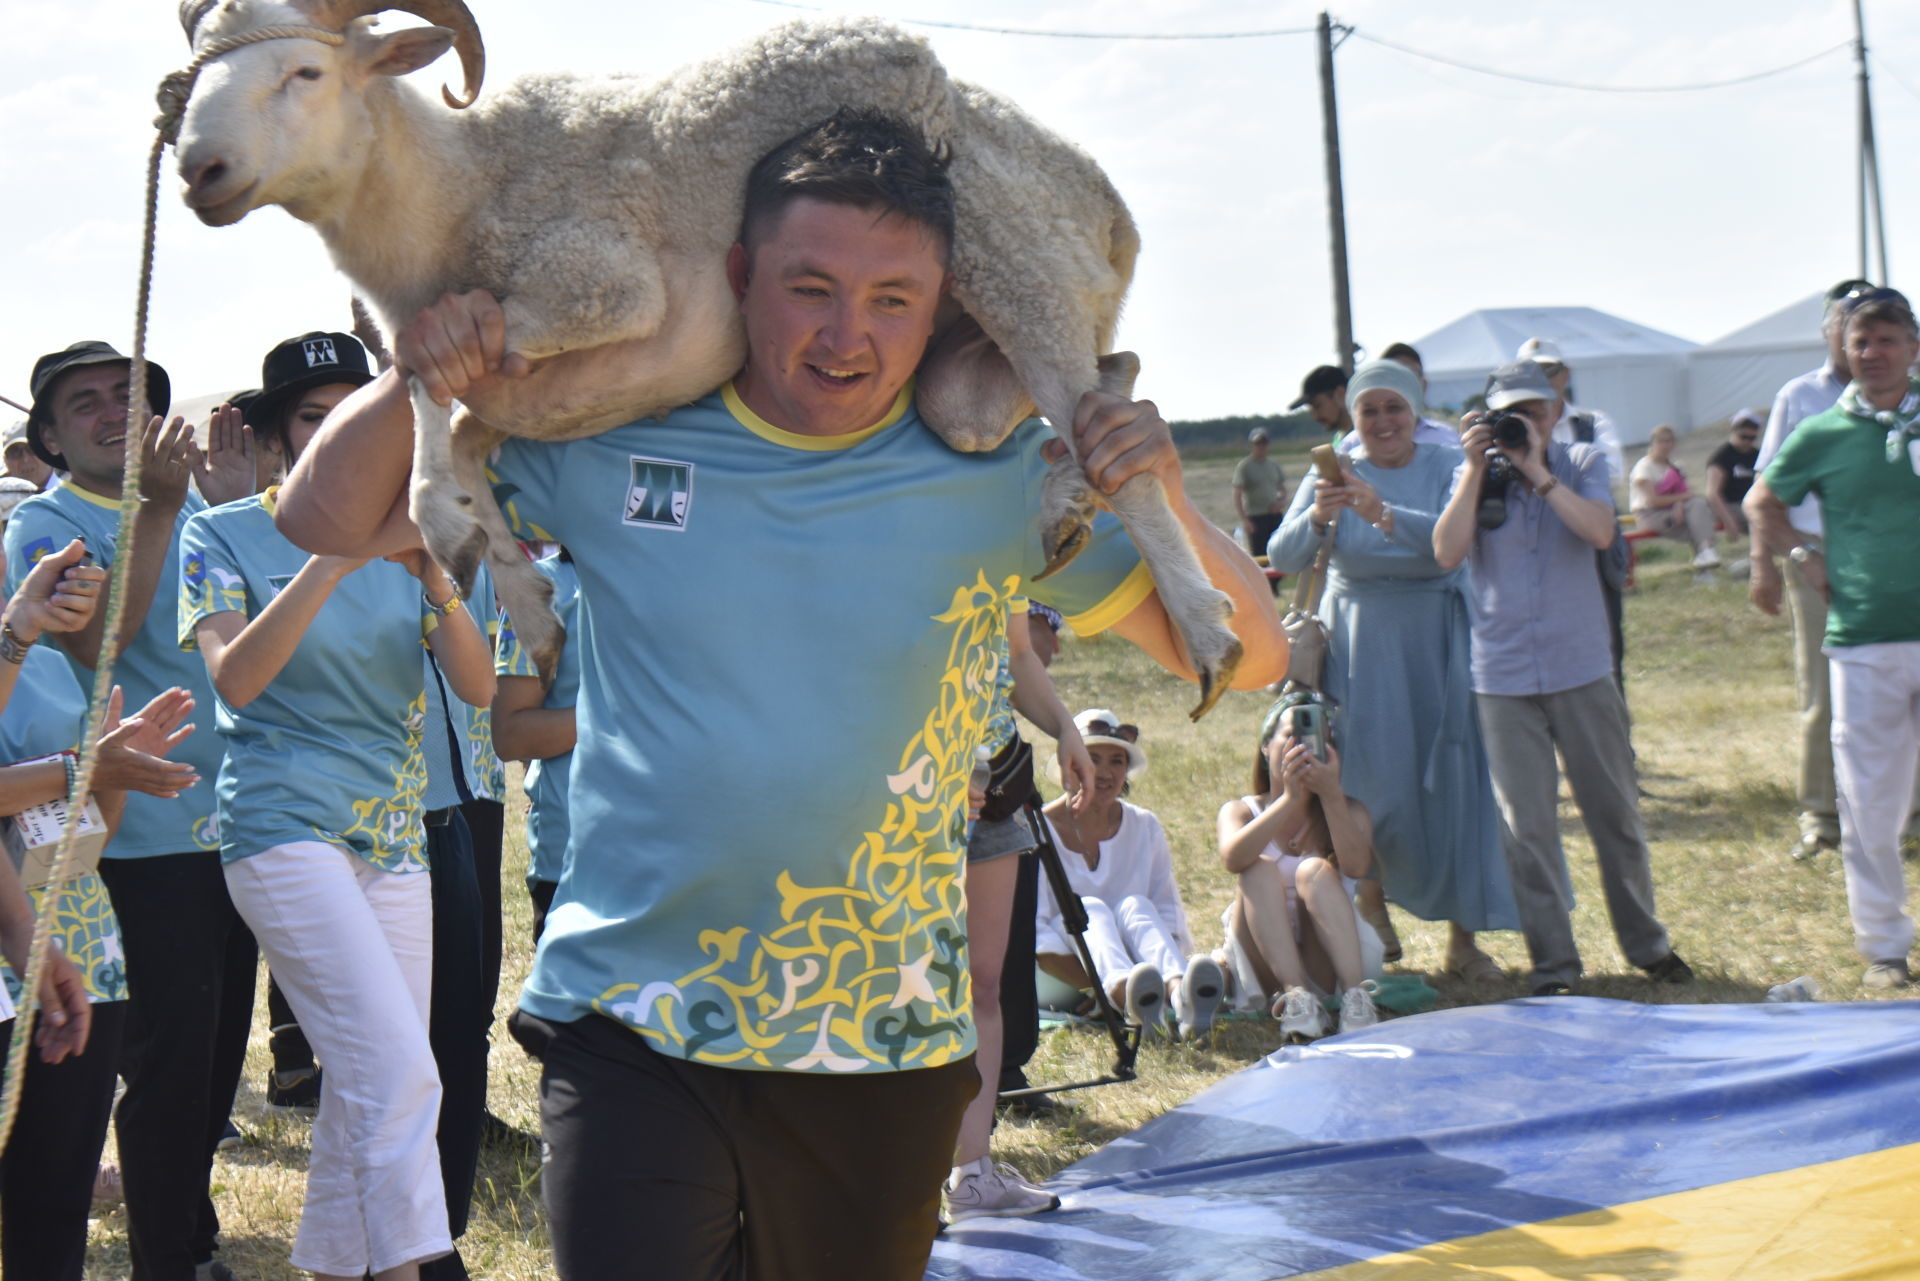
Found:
[7,339,258,1281]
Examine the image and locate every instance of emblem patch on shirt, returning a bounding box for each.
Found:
[302,337,338,368]
[623,456,694,531]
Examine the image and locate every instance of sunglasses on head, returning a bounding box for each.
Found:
[1085,719,1138,743]
[1839,284,1912,314]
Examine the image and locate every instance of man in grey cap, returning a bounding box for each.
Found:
[1433,360,1691,998]
[3,419,55,491]
[1232,427,1288,562]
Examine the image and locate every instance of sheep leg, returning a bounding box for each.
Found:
[408,378,490,597]
[446,411,563,686]
[1030,352,1242,721]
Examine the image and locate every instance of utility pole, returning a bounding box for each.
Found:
[1316,12,1357,372]
[1853,0,1889,283]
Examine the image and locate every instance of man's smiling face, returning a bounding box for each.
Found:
[728,197,948,437]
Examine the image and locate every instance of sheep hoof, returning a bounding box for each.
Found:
[1188,638,1244,721]
[1034,515,1091,580]
[436,525,490,598]
[531,634,563,687]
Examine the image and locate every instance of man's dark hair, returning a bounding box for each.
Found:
[740,108,955,260]
[1380,342,1421,366]
[1845,295,1920,342]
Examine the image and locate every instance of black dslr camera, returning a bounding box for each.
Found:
[1476,410,1531,529]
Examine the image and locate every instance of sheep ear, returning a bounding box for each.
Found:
[365,25,456,79]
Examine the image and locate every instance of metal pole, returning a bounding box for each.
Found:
[1854,0,1889,282]
[1317,12,1356,372]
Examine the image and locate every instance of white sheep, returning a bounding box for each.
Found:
[173,0,1243,715]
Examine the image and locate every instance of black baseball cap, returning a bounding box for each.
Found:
[248,332,374,436]
[1289,364,1348,410]
[26,341,172,471]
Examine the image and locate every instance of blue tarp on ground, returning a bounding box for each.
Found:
[927,997,1920,1281]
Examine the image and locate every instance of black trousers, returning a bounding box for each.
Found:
[422,809,487,1280]
[996,849,1041,1092]
[521,1012,975,1281]
[529,877,559,945]
[100,851,257,1280]
[0,1000,127,1281]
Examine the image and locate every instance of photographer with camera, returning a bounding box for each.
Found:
[1434,361,1692,997]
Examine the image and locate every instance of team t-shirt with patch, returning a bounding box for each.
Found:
[496,554,580,888]
[490,384,1150,1073]
[0,644,129,1010]
[178,490,436,872]
[4,484,224,856]
[1765,397,1920,648]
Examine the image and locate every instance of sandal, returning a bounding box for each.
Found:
[1446,950,1505,985]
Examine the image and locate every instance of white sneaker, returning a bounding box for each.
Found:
[1339,980,1381,1034]
[1176,954,1225,1040]
[1274,985,1329,1043]
[1125,961,1166,1038]
[945,1156,1060,1221]
[1692,546,1722,569]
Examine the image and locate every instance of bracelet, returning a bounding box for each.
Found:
[62,752,80,803]
[426,587,465,617]
[1536,475,1560,498]
[0,623,35,666]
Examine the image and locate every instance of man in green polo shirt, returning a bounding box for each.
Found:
[1748,288,1920,990]
[1232,427,1288,562]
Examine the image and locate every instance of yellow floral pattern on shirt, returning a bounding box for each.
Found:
[327,691,430,873]
[592,570,1018,1071]
[1,873,127,1007]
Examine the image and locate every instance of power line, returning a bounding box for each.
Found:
[1350,30,1852,94]
[743,0,1313,40]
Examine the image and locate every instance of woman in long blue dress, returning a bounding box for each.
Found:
[1268,359,1519,980]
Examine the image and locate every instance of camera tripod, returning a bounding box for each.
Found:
[992,786,1141,1104]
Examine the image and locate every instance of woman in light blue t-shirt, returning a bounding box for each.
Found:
[179,333,495,1281]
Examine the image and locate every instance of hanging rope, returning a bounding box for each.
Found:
[0,21,346,1158]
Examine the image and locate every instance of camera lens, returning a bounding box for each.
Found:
[1489,411,1530,450]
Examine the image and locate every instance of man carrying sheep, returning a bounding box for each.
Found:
[278,109,1287,1280]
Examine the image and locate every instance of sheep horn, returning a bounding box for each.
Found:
[299,0,485,108]
[178,0,219,43]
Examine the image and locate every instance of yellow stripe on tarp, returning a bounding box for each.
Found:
[1301,1140,1920,1281]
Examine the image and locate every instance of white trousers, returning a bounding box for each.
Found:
[1081,894,1185,989]
[225,841,450,1276]
[1829,643,1920,962]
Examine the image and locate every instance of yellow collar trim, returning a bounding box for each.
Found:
[260,485,279,517]
[722,379,912,452]
[60,479,122,511]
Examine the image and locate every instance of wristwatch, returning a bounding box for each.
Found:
[1787,545,1822,564]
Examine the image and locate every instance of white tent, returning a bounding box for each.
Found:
[1413,306,1696,445]
[1685,293,1826,429]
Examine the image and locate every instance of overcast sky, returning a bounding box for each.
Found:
[7,0,1920,421]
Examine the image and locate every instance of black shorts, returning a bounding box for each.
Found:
[519,1012,978,1281]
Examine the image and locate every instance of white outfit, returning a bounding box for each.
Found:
[1758,362,1845,539]
[1217,794,1385,1005]
[1828,642,1920,961]
[1037,802,1192,988]
[225,841,450,1277]
[1551,402,1625,491]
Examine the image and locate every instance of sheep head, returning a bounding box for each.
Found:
[174,0,485,227]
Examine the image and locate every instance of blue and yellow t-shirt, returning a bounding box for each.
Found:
[492,384,1150,1073]
[178,490,436,872]
[4,484,223,856]
[0,645,129,1007]
[497,554,580,888]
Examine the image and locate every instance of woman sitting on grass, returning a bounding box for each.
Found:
[1037,710,1225,1040]
[1217,692,1383,1043]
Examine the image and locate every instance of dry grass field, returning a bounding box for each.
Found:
[72,430,1908,1279]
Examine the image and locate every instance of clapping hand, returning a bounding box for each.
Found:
[192,403,258,505]
[93,686,199,798]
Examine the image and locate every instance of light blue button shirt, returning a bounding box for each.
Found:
[1450,442,1616,697]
